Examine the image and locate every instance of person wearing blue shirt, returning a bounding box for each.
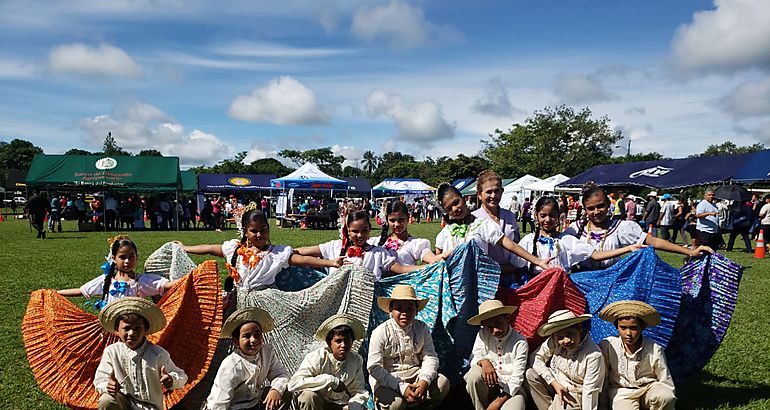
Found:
[695,189,722,249]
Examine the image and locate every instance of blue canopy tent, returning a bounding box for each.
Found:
[557,152,763,189]
[198,173,275,192]
[270,163,348,190]
[733,150,770,184]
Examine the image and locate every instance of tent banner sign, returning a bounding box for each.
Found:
[73,157,133,186]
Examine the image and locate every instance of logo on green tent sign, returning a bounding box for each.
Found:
[95,157,118,170]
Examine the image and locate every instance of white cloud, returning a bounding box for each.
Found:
[624,106,646,116]
[77,102,232,165]
[755,121,770,143]
[718,77,770,119]
[48,43,142,78]
[331,144,363,168]
[350,0,463,49]
[471,76,521,118]
[551,72,615,104]
[228,76,333,125]
[0,59,39,79]
[365,89,455,142]
[670,0,770,74]
[211,41,352,58]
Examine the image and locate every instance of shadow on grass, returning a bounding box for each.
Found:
[42,235,87,239]
[678,370,770,408]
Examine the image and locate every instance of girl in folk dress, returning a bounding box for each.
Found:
[57,236,175,310]
[178,205,343,293]
[433,184,552,271]
[563,183,712,271]
[516,197,645,276]
[370,200,445,266]
[295,210,420,281]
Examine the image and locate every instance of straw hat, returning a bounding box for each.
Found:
[220,307,275,339]
[314,313,365,341]
[99,297,167,335]
[467,300,517,326]
[377,285,429,313]
[537,309,592,337]
[648,191,658,198]
[600,300,660,327]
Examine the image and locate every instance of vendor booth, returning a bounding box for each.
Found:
[371,178,436,197]
[198,173,275,192]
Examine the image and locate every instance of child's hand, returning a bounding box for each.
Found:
[690,245,714,256]
[552,381,576,406]
[263,388,283,410]
[488,394,510,410]
[479,359,499,387]
[107,372,120,396]
[159,366,173,390]
[332,379,347,393]
[403,384,419,403]
[332,256,345,268]
[413,380,429,401]
[536,255,557,270]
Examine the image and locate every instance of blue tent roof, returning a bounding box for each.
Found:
[452,178,475,192]
[339,177,371,193]
[198,173,275,191]
[558,151,763,189]
[733,150,770,183]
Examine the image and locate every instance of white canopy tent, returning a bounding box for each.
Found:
[523,174,573,193]
[500,174,542,209]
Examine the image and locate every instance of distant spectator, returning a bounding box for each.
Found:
[658,194,675,241]
[26,190,49,239]
[695,189,723,249]
[642,192,660,236]
[625,195,637,221]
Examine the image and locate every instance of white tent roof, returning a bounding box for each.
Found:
[523,174,570,192]
[503,174,542,193]
[270,162,347,189]
[372,178,436,194]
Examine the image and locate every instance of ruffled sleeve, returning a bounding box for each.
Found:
[80,274,106,298]
[319,240,342,260]
[221,239,240,262]
[616,220,647,246]
[137,273,170,297]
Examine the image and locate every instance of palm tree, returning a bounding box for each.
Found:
[361,150,379,175]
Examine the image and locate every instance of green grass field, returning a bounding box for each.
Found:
[1,217,768,408]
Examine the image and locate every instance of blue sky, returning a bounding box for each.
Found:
[1,0,769,169]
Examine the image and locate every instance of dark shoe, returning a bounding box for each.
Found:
[58,226,62,233]
[42,231,46,239]
[36,232,42,238]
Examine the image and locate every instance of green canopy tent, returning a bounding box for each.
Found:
[26,154,183,230]
[180,169,198,192]
[26,155,181,191]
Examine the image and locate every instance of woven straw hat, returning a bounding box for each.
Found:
[537,309,592,337]
[99,297,167,335]
[600,300,660,327]
[220,307,275,339]
[377,285,429,313]
[314,313,365,341]
[467,300,517,326]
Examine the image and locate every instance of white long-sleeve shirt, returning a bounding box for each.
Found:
[288,347,368,410]
[469,326,528,396]
[206,345,289,410]
[532,336,605,410]
[367,318,439,395]
[94,340,187,410]
[600,337,675,393]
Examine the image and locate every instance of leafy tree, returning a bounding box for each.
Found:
[483,105,622,178]
[65,148,96,156]
[246,158,292,175]
[360,150,379,175]
[690,141,765,157]
[342,166,367,177]
[608,152,666,164]
[102,132,131,156]
[278,147,344,176]
[138,149,163,157]
[0,138,44,186]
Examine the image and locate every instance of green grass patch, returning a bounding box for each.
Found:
[0,218,768,408]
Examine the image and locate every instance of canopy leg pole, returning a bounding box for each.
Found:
[176,189,180,231]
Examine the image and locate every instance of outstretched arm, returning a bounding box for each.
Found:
[645,235,713,257]
[57,288,84,297]
[590,243,645,261]
[289,254,344,268]
[293,245,323,257]
[174,241,224,257]
[385,262,420,276]
[498,236,554,270]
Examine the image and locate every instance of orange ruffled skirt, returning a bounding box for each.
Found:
[22,260,222,410]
